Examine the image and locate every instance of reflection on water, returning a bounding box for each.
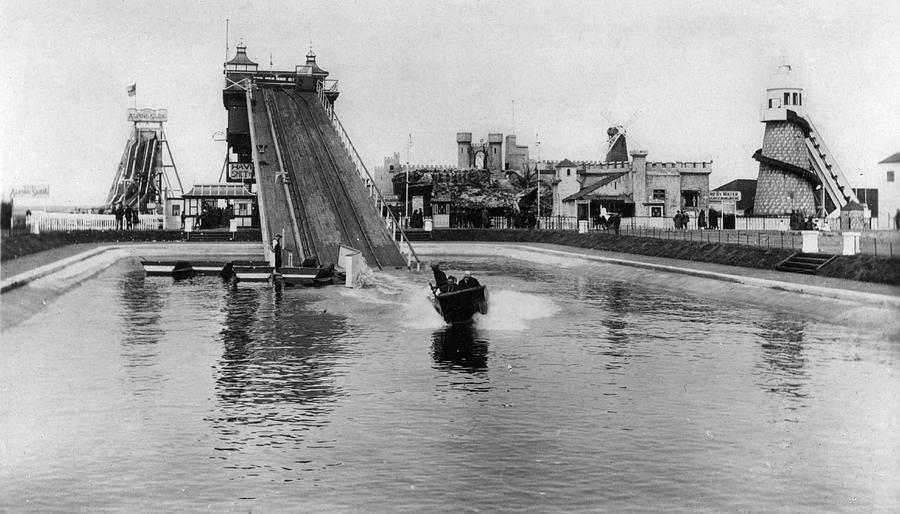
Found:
[209,282,350,453]
[117,270,165,395]
[432,323,489,372]
[2,255,898,512]
[754,314,809,410]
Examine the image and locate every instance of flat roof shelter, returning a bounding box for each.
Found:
[182,183,257,229]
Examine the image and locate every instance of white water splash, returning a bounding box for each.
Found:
[476,289,561,331]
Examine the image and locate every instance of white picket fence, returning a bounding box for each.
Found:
[26,212,165,232]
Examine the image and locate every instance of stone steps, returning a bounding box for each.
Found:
[775,252,835,275]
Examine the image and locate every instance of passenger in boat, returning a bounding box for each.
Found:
[446,276,458,292]
[431,264,449,292]
[301,255,319,267]
[458,271,480,290]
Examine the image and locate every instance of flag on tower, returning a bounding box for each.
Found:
[127,84,136,97]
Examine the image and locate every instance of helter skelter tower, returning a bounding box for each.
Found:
[753,64,858,217]
[105,108,183,212]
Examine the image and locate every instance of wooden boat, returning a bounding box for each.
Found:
[190,261,234,279]
[141,259,194,279]
[232,260,273,282]
[431,285,488,324]
[140,260,182,276]
[171,261,195,280]
[278,265,336,287]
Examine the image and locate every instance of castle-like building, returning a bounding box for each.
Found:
[538,149,713,220]
[373,128,712,220]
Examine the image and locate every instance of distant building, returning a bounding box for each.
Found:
[542,150,712,220]
[713,179,757,215]
[457,132,506,178]
[504,135,530,172]
[873,151,900,229]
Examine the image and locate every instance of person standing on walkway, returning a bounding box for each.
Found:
[895,208,900,229]
[114,202,125,230]
[272,234,283,271]
[673,211,682,230]
[682,211,690,231]
[124,205,134,230]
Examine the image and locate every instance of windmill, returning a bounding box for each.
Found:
[600,109,643,162]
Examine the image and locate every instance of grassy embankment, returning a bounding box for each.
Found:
[429,229,900,286]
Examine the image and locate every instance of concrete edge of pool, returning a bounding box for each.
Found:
[2,241,898,309]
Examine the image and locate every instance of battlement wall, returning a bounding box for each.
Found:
[535,159,712,173]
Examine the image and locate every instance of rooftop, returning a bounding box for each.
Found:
[183,184,255,198]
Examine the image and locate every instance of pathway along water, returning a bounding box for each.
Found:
[1,250,897,512]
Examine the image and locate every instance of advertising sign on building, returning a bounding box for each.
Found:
[10,184,50,199]
[127,108,168,122]
[227,162,255,182]
[709,191,741,201]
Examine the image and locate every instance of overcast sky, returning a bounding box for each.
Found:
[2,0,898,206]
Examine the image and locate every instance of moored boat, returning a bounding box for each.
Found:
[140,260,182,276]
[171,261,195,280]
[232,260,273,282]
[190,261,234,279]
[141,259,195,279]
[432,285,488,324]
[278,265,336,287]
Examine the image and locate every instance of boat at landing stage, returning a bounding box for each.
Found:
[277,265,339,287]
[140,260,184,276]
[140,259,233,279]
[432,286,488,324]
[231,260,274,282]
[140,259,194,279]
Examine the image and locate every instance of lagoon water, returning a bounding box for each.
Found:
[1,252,898,512]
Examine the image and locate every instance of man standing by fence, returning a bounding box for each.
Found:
[124,205,134,230]
[114,203,124,230]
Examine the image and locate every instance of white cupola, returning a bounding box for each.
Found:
[761,64,804,121]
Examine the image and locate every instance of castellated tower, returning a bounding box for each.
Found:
[457,132,473,168]
[487,133,503,174]
[753,65,816,215]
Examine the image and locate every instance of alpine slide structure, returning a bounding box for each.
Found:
[222,43,416,271]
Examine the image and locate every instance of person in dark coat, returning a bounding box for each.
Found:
[698,209,707,230]
[458,271,480,289]
[124,205,134,230]
[673,211,682,230]
[682,211,690,231]
[272,234,283,270]
[114,202,125,230]
[432,264,449,293]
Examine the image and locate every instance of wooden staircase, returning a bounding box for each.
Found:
[775,252,836,275]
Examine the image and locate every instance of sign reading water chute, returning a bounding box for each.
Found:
[709,191,741,201]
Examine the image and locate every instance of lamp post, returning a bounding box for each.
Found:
[536,135,541,227]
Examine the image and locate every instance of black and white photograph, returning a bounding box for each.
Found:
[2,1,899,511]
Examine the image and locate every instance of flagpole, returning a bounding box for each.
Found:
[405,134,411,222]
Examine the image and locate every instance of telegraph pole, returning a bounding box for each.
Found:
[405,134,412,222]
[536,133,542,226]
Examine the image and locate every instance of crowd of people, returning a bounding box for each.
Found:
[112,202,140,230]
[671,209,728,230]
